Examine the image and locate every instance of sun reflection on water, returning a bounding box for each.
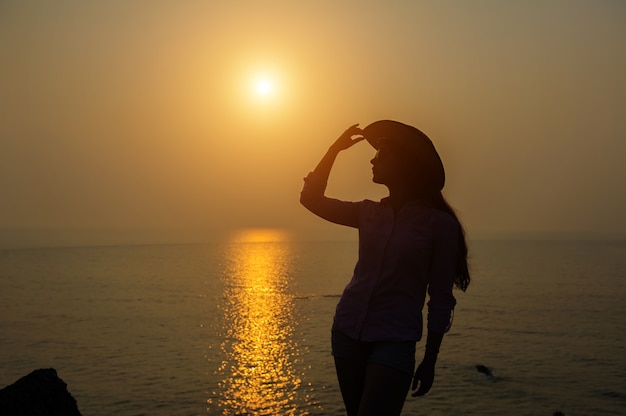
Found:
[209,231,303,415]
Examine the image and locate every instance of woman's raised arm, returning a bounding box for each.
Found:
[299,124,365,228]
[311,123,364,180]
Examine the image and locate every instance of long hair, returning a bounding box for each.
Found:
[375,130,471,291]
[427,191,471,292]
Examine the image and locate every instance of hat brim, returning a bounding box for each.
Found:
[362,120,414,150]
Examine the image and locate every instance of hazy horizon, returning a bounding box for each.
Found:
[1,225,624,251]
[2,1,625,248]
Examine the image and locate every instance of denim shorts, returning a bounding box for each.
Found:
[331,329,416,375]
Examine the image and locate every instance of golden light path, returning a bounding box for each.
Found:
[210,228,303,415]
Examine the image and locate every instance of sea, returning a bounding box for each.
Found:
[1,238,625,416]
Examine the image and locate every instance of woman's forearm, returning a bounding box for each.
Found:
[299,125,364,227]
[311,146,341,184]
[300,146,338,211]
[312,124,364,180]
[422,329,444,363]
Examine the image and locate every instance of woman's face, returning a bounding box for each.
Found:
[370,142,416,185]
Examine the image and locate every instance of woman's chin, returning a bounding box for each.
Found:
[372,175,384,184]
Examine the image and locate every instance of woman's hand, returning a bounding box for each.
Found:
[303,123,366,197]
[411,359,436,397]
[329,124,365,152]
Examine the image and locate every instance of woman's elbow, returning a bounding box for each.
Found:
[300,191,317,212]
[299,192,310,208]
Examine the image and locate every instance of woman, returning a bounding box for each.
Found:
[300,120,470,415]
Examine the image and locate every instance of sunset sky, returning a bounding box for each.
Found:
[1,1,625,246]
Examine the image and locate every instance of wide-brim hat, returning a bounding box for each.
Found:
[362,120,445,190]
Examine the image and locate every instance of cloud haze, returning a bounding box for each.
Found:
[1,1,625,246]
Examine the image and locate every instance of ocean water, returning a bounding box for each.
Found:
[1,239,625,415]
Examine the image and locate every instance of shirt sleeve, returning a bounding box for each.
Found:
[299,171,360,228]
[426,214,459,333]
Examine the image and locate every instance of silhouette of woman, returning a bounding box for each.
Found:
[300,121,470,415]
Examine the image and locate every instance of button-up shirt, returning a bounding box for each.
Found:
[300,171,458,342]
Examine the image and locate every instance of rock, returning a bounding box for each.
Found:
[0,368,82,416]
[475,364,495,378]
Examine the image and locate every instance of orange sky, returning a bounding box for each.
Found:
[1,1,625,246]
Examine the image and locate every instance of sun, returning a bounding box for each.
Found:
[256,79,273,95]
[235,61,292,116]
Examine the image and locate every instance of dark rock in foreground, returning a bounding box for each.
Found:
[475,364,494,378]
[0,368,82,416]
